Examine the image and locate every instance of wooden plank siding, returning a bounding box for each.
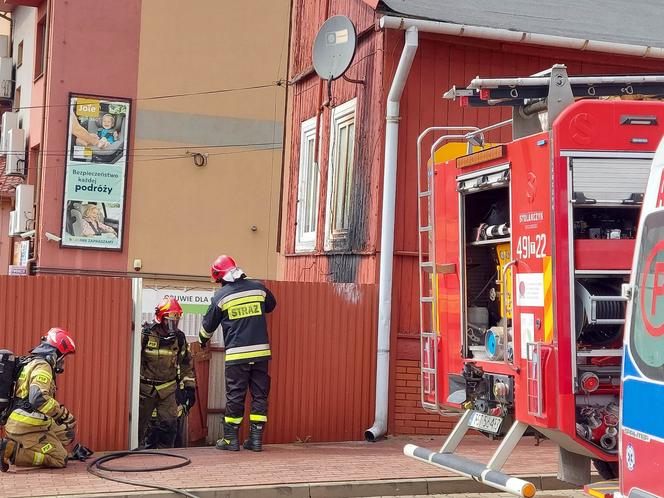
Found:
[284,0,383,284]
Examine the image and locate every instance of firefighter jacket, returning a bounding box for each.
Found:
[7,356,69,430]
[141,322,196,395]
[199,278,277,365]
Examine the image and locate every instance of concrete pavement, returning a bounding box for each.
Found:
[0,435,586,498]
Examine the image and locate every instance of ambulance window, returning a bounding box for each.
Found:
[630,210,664,381]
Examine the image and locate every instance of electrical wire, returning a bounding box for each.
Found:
[0,142,283,175]
[0,141,283,156]
[8,81,286,112]
[86,450,200,498]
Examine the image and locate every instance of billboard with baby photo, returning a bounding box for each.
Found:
[61,94,131,250]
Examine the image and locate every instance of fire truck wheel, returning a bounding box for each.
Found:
[592,459,619,480]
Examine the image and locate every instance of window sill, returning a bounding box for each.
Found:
[284,250,376,257]
[294,246,315,254]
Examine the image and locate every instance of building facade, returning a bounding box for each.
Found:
[0,0,290,282]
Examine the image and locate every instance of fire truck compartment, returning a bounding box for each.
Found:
[575,239,636,270]
[573,206,640,269]
[461,184,512,362]
[570,157,651,204]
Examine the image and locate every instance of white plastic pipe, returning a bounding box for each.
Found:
[130,277,143,449]
[380,16,664,59]
[365,26,418,442]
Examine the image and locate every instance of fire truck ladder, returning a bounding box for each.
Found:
[409,122,535,498]
[443,64,664,139]
[416,127,481,413]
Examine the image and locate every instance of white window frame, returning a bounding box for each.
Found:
[295,116,320,252]
[324,98,356,251]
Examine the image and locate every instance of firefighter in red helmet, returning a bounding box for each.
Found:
[1,328,77,471]
[139,297,196,448]
[200,255,276,452]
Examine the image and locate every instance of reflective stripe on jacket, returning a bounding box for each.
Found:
[9,357,67,425]
[200,278,276,365]
[140,323,196,389]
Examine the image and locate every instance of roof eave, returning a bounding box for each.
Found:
[379,15,664,60]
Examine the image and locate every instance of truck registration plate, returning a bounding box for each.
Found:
[468,411,503,434]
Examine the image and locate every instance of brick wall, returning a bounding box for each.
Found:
[393,359,459,435]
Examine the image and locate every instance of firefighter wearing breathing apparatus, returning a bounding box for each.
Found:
[0,328,77,471]
[199,255,276,452]
[139,297,196,449]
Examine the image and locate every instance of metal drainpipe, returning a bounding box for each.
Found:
[365,26,418,442]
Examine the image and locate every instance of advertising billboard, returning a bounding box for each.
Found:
[61,94,131,250]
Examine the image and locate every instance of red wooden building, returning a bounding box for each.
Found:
[279,0,664,438]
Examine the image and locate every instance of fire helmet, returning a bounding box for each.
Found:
[44,327,76,357]
[210,255,244,283]
[155,297,183,324]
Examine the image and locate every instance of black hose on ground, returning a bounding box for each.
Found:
[86,450,200,498]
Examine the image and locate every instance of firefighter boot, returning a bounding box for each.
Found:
[242,423,264,452]
[0,438,17,472]
[215,423,240,451]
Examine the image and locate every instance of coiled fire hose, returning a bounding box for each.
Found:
[86,450,200,498]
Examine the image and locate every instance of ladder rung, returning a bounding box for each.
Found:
[418,190,431,197]
[420,261,434,267]
[421,296,434,303]
[419,225,432,232]
[421,368,437,373]
[421,331,437,336]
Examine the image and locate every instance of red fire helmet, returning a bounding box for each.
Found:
[155,297,183,323]
[44,328,76,356]
[210,254,238,283]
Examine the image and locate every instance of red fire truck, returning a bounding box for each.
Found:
[404,65,664,497]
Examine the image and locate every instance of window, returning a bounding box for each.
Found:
[295,116,319,252]
[629,210,664,381]
[35,17,46,79]
[13,86,20,112]
[16,41,23,68]
[325,99,356,249]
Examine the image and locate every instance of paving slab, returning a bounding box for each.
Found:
[0,435,575,498]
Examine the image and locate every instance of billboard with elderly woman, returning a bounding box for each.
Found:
[61,94,131,249]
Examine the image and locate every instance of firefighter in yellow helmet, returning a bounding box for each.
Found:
[139,297,196,448]
[0,328,77,471]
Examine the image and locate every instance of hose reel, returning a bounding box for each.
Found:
[574,281,625,345]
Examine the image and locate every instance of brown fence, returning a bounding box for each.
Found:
[262,281,378,444]
[0,276,378,449]
[0,275,133,451]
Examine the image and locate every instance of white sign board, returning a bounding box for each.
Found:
[515,273,544,307]
[141,287,220,344]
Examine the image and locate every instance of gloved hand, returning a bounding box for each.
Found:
[198,334,209,349]
[64,424,76,443]
[184,386,196,409]
[56,407,76,427]
[70,443,94,462]
[176,386,196,414]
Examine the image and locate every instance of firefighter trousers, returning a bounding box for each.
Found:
[5,421,69,468]
[138,382,178,448]
[225,361,270,425]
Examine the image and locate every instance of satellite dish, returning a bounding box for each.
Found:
[312,16,357,81]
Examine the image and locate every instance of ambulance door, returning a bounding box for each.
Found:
[620,139,664,498]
